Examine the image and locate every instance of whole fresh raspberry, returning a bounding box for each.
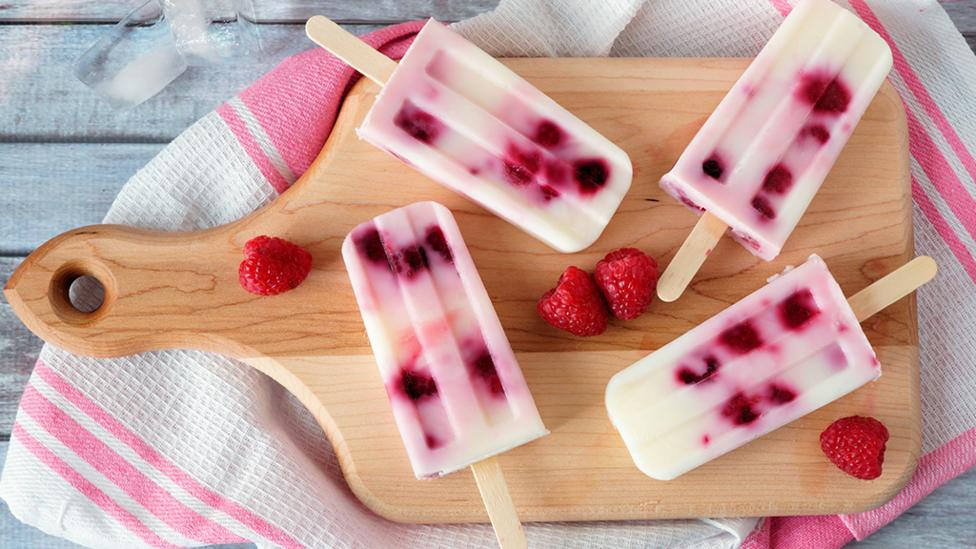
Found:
[537,266,608,337]
[239,235,313,296]
[819,416,889,480]
[593,248,659,320]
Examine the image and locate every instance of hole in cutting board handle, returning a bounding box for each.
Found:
[48,261,116,325]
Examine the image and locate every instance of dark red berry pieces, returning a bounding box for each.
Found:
[720,321,763,353]
[676,355,720,385]
[355,227,388,265]
[534,120,563,148]
[425,226,452,263]
[504,162,534,186]
[503,144,542,187]
[393,245,429,278]
[537,266,608,337]
[767,383,797,405]
[540,185,561,201]
[400,369,438,401]
[425,434,442,449]
[702,154,724,180]
[751,196,776,220]
[762,164,793,194]
[722,392,761,425]
[394,102,442,143]
[239,235,313,296]
[820,416,889,480]
[779,289,820,330]
[798,73,851,114]
[471,349,505,395]
[574,159,610,193]
[594,248,659,320]
[802,124,831,144]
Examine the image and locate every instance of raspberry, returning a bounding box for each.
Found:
[720,321,763,353]
[573,159,610,193]
[238,235,312,296]
[819,416,889,480]
[798,72,851,114]
[534,120,563,148]
[593,248,659,320]
[751,195,776,219]
[702,154,724,180]
[761,164,793,194]
[537,266,608,337]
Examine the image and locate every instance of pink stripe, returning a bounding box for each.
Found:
[768,0,791,17]
[34,361,304,549]
[912,178,976,284]
[902,106,976,243]
[743,428,976,548]
[12,422,179,549]
[20,383,247,546]
[742,514,853,549]
[238,21,424,179]
[217,103,290,194]
[850,0,976,194]
[842,426,976,539]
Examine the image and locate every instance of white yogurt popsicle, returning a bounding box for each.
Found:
[342,201,548,479]
[660,0,892,261]
[356,20,632,253]
[607,255,881,480]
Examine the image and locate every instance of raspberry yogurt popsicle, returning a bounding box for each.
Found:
[657,0,892,301]
[343,201,546,547]
[307,16,632,253]
[606,254,935,480]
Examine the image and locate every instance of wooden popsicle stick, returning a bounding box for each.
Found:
[305,15,398,86]
[470,458,528,549]
[656,212,728,302]
[849,256,937,322]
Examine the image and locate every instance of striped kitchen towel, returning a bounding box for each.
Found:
[2,1,974,548]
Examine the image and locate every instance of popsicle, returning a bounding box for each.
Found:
[656,0,893,301]
[606,254,936,480]
[307,16,632,253]
[342,201,547,547]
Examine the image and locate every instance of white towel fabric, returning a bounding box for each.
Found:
[4,1,976,548]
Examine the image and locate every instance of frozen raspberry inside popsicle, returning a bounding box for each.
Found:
[762,164,794,194]
[343,202,548,479]
[720,322,764,353]
[424,225,452,263]
[801,124,831,144]
[722,392,761,425]
[676,355,721,385]
[470,349,506,396]
[606,254,883,481]
[534,120,564,148]
[574,158,610,193]
[702,154,725,181]
[358,20,632,253]
[780,289,820,329]
[394,101,443,144]
[658,0,892,261]
[767,383,797,404]
[399,368,439,401]
[798,72,852,114]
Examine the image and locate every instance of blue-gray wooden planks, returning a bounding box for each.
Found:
[0,1,974,547]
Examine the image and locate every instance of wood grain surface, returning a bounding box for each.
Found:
[5,58,918,523]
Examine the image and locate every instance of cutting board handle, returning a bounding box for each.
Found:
[3,224,240,358]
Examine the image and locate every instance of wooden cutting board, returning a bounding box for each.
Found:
[4,58,918,522]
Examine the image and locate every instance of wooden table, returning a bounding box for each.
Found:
[0,1,973,547]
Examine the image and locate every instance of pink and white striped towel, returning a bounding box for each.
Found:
[2,1,974,547]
